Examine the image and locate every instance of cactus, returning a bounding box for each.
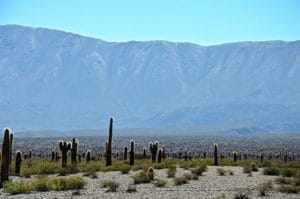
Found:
[124,146,128,160]
[129,140,135,165]
[51,150,55,161]
[106,117,113,166]
[9,133,13,165]
[233,151,237,162]
[214,144,218,166]
[143,148,146,159]
[157,148,162,163]
[260,152,264,162]
[162,147,166,159]
[86,150,91,163]
[59,140,71,167]
[15,150,22,175]
[71,138,78,164]
[1,128,12,187]
[150,141,158,163]
[78,154,82,163]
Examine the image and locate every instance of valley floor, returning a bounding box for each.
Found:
[2,166,299,199]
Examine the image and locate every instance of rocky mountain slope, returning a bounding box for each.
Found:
[0,25,299,133]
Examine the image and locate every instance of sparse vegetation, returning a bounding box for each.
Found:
[217,168,227,176]
[263,167,280,176]
[101,180,119,192]
[277,184,300,194]
[153,179,167,187]
[167,165,177,178]
[191,164,207,176]
[131,169,154,184]
[4,175,85,194]
[257,181,272,196]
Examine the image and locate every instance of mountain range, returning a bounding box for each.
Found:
[0,24,300,134]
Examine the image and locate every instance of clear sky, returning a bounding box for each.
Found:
[0,0,299,45]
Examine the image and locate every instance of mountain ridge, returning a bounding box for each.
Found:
[0,24,300,134]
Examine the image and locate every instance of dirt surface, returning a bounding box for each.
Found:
[1,166,299,199]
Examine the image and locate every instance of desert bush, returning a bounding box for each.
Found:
[191,164,207,176]
[153,179,167,187]
[243,166,252,174]
[120,165,131,174]
[31,175,52,192]
[167,166,177,178]
[257,181,272,196]
[280,168,296,177]
[32,175,85,192]
[275,177,293,185]
[131,170,154,184]
[3,181,32,194]
[174,173,193,185]
[63,176,86,190]
[277,185,300,194]
[263,167,280,176]
[217,168,227,176]
[101,180,119,192]
[174,176,188,185]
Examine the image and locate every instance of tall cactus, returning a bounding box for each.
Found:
[28,150,32,159]
[124,146,128,160]
[150,141,158,163]
[233,151,237,162]
[157,148,162,163]
[214,144,218,166]
[143,147,146,159]
[15,150,22,175]
[71,138,78,164]
[86,150,91,163]
[1,128,12,187]
[9,133,13,165]
[51,150,55,161]
[106,117,113,166]
[129,140,135,165]
[59,141,71,168]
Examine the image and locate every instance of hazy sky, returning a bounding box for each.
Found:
[0,0,299,45]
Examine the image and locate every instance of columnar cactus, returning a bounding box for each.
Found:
[9,133,13,165]
[59,141,71,168]
[129,140,135,165]
[1,128,12,187]
[162,147,166,159]
[78,154,82,163]
[28,150,32,159]
[260,152,264,162]
[233,151,237,162]
[214,144,218,166]
[106,117,113,166]
[150,141,158,163]
[157,148,162,163]
[51,150,55,161]
[86,150,91,163]
[143,148,146,159]
[124,146,128,160]
[15,150,22,175]
[71,138,78,164]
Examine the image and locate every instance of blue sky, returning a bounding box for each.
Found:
[0,0,299,45]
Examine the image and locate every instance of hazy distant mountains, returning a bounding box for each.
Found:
[0,24,300,134]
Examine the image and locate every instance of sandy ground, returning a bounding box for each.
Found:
[0,166,299,199]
